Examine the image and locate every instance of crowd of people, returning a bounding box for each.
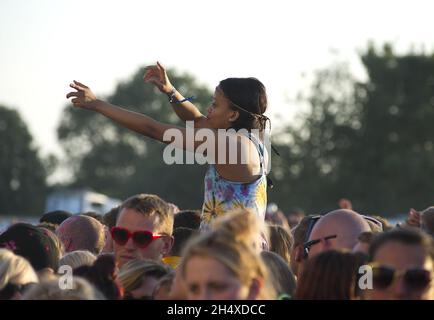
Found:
[0,195,433,300]
[1,62,433,300]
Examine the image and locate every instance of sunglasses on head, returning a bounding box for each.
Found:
[304,214,383,258]
[110,227,163,248]
[362,215,383,231]
[301,215,322,259]
[303,234,337,259]
[371,264,432,291]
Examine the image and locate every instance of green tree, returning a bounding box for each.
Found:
[57,66,213,208]
[349,44,434,214]
[268,64,359,214]
[270,44,434,216]
[0,105,47,216]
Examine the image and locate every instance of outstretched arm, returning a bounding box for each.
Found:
[66,80,218,150]
[143,62,208,127]
[66,80,172,141]
[66,80,258,181]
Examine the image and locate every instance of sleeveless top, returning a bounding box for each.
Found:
[200,133,268,230]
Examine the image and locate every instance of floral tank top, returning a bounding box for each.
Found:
[200,133,268,230]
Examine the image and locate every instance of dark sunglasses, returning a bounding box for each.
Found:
[110,227,163,248]
[303,234,337,259]
[371,265,432,291]
[362,215,383,231]
[301,215,322,259]
[303,215,322,244]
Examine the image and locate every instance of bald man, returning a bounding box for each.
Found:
[306,209,371,259]
[56,215,106,255]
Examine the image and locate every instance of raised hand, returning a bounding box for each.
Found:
[66,80,98,110]
[143,61,173,94]
[406,208,421,228]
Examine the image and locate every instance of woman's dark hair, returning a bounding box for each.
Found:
[295,250,367,300]
[170,227,199,256]
[267,225,293,266]
[39,210,72,225]
[218,77,268,131]
[73,253,122,300]
[174,210,201,230]
[103,206,121,229]
[0,223,60,272]
[261,251,297,298]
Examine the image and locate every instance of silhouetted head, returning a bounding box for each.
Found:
[40,210,72,226]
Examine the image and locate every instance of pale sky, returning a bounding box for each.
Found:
[1,0,433,164]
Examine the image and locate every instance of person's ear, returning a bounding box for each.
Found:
[228,110,239,123]
[247,278,263,300]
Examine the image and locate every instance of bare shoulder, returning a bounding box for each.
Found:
[213,132,261,182]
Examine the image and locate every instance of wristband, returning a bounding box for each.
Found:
[177,96,195,103]
[167,87,177,103]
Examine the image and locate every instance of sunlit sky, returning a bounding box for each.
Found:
[1,0,433,162]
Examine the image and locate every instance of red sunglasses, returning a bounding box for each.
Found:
[110,227,163,248]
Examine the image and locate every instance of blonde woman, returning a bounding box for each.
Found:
[118,259,172,300]
[168,209,270,300]
[267,224,293,266]
[211,208,268,252]
[0,249,39,300]
[180,230,275,300]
